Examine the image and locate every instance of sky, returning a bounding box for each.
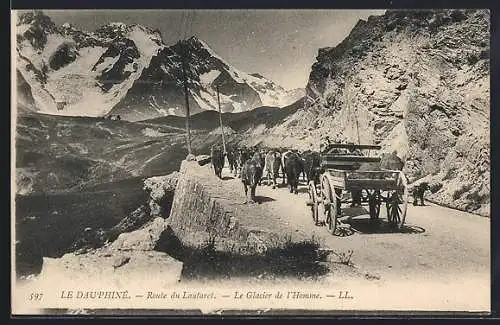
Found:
[27,9,385,90]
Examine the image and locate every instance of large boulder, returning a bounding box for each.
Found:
[143,172,179,217]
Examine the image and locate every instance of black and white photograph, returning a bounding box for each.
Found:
[11,8,490,315]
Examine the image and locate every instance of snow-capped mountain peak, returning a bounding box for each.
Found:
[16,11,304,120]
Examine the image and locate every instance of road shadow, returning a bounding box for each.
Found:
[155,226,330,281]
[399,225,426,234]
[314,220,357,237]
[345,215,426,234]
[339,206,426,235]
[222,176,234,181]
[254,196,276,204]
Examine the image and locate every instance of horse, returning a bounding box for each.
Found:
[301,150,321,185]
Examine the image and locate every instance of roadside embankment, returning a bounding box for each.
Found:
[167,160,312,255]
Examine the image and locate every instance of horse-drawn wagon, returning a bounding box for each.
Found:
[306,143,409,235]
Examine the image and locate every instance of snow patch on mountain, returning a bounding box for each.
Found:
[15,12,163,116]
[195,41,294,107]
[190,90,214,112]
[197,88,220,109]
[128,25,162,58]
[199,70,221,85]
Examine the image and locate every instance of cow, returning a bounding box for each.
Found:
[226,147,237,176]
[264,150,282,189]
[297,152,306,182]
[210,145,225,179]
[240,152,264,203]
[284,152,303,194]
[301,150,321,185]
[412,182,430,206]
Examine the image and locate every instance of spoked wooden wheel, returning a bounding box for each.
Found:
[307,181,319,225]
[320,176,341,235]
[367,189,381,220]
[386,172,409,229]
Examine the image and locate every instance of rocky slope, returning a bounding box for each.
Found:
[15,11,303,120]
[16,217,184,298]
[238,9,490,216]
[15,170,179,278]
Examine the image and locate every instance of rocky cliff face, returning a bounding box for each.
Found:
[16,70,37,112]
[15,11,303,120]
[247,9,490,216]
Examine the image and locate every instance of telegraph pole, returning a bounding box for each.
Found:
[354,108,361,145]
[181,40,193,155]
[216,84,227,155]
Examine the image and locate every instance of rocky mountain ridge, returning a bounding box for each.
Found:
[15,11,303,120]
[238,9,490,216]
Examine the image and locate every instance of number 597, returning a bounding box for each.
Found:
[29,293,43,301]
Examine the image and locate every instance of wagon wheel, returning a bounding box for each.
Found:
[317,178,328,229]
[320,176,340,235]
[307,181,319,225]
[367,189,381,220]
[386,172,409,230]
[321,177,336,235]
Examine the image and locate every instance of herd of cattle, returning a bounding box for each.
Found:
[210,144,433,206]
[210,144,320,203]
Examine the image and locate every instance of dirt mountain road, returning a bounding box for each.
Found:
[216,166,490,311]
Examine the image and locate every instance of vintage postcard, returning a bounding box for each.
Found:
[11,9,491,315]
